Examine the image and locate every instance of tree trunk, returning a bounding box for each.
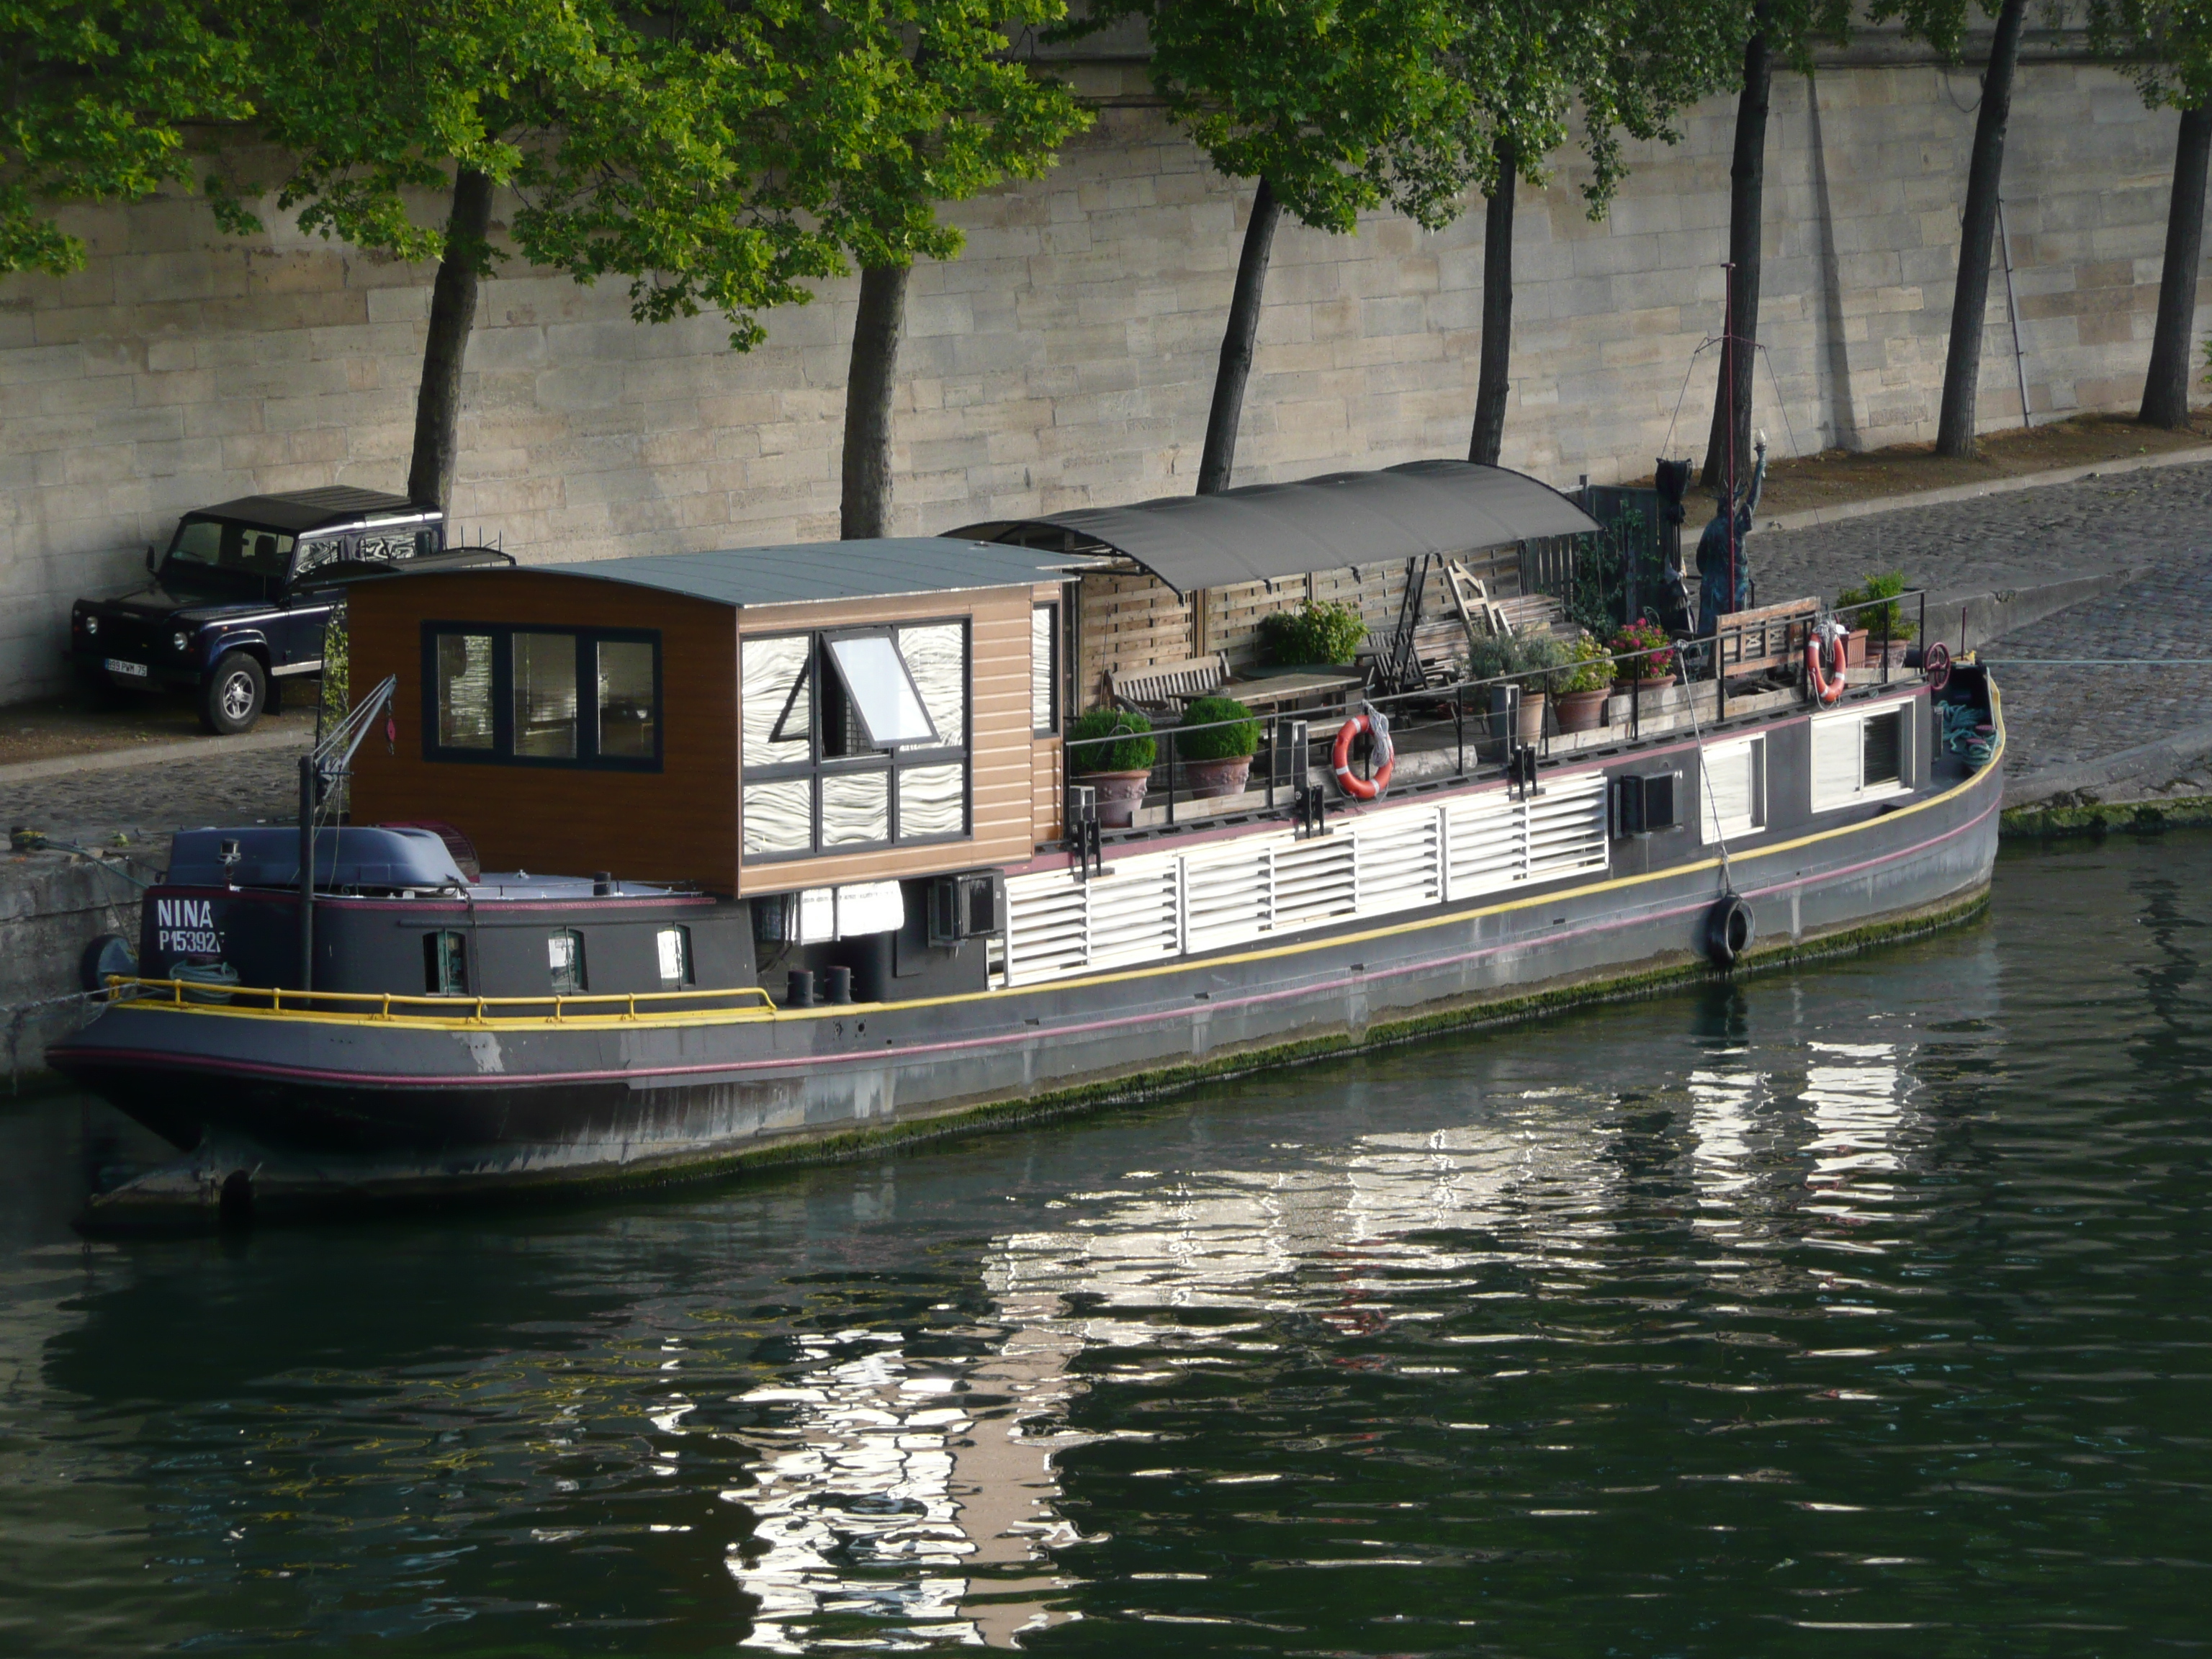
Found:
[406,166,494,513]
[1197,178,1280,495]
[1935,0,2029,459]
[1700,24,1773,492]
[2143,104,2212,429]
[1469,137,1518,467]
[842,264,909,538]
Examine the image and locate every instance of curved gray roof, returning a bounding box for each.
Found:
[950,459,1602,595]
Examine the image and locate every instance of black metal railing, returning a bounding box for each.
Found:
[1064,588,1930,840]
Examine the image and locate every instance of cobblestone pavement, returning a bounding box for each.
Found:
[1751,457,2212,605]
[5,742,305,843]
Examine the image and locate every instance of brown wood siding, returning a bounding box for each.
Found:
[1031,736,1063,847]
[734,585,1040,896]
[1076,567,1192,710]
[346,570,739,891]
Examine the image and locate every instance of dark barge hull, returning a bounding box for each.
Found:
[57,711,2002,1230]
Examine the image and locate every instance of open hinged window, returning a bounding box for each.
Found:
[742,622,971,861]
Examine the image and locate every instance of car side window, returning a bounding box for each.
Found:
[292,539,343,578]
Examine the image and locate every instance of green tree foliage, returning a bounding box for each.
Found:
[1,1,253,276]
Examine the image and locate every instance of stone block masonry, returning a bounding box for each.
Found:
[1,50,2203,701]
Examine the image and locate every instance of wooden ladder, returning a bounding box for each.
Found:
[1444,559,1511,657]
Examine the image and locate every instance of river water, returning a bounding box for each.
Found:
[1,836,2206,1655]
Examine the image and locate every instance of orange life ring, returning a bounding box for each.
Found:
[1331,714,1394,800]
[1805,630,1848,706]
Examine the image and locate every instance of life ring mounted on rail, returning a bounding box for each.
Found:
[1805,622,1848,706]
[1331,710,1395,801]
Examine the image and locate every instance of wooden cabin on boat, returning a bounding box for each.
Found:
[345,538,1091,896]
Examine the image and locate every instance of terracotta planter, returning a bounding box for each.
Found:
[1844,628,1869,667]
[1516,691,1547,745]
[1182,754,1254,800]
[1079,768,1151,828]
[1557,688,1610,733]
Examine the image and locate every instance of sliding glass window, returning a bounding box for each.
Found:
[741,622,969,861]
[422,624,662,770]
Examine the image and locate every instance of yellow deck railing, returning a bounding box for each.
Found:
[104,976,781,1023]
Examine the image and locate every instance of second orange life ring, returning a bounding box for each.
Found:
[1331,714,1395,800]
[1806,629,1848,706]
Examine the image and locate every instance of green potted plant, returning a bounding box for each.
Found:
[1066,706,1157,827]
[1177,694,1262,799]
[1834,570,1916,667]
[1258,600,1368,668]
[1606,618,1676,691]
[1555,631,1616,733]
[1468,631,1569,744]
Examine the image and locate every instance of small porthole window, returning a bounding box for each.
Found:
[424,930,467,995]
[656,926,693,989]
[548,929,586,994]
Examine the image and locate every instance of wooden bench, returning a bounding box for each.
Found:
[1715,595,1820,678]
[1109,651,1228,714]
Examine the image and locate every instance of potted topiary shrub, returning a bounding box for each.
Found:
[1607,618,1676,691]
[1258,600,1368,669]
[1468,632,1569,744]
[1067,706,1157,827]
[1177,694,1262,799]
[1555,631,1616,733]
[1834,570,1916,668]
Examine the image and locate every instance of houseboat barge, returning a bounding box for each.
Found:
[51,462,2002,1228]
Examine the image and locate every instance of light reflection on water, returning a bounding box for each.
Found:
[4,840,2210,1653]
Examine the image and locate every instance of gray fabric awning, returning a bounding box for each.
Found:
[948,460,1602,595]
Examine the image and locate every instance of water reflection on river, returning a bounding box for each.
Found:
[1,838,2206,1655]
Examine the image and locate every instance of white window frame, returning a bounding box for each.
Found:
[1810,701,1912,813]
[1700,735,1766,844]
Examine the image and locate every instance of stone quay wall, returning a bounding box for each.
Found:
[0,46,2199,703]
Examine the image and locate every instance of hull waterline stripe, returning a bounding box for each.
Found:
[53,791,1999,1093]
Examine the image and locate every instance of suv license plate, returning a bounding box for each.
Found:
[103,658,148,678]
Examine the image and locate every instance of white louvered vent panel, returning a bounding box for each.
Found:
[1274,835,1359,928]
[1525,775,1611,881]
[1004,874,1088,984]
[1086,868,1182,968]
[1445,792,1524,896]
[1354,810,1442,916]
[1184,847,1274,951]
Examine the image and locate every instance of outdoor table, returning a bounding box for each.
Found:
[1215,669,1367,716]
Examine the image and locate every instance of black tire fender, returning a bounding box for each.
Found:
[80,932,138,994]
[1704,894,1754,971]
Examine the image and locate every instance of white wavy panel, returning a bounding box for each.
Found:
[1006,873,1088,984]
[1184,847,1274,951]
[821,770,890,847]
[1445,791,1524,896]
[742,778,813,857]
[1087,868,1181,967]
[1355,811,1441,915]
[897,763,965,839]
[1525,775,1610,881]
[1274,835,1357,928]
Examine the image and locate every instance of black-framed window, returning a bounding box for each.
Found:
[1031,603,1060,735]
[548,929,586,994]
[741,620,970,862]
[422,624,662,771]
[423,930,467,994]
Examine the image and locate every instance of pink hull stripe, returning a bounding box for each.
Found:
[58,794,1997,1093]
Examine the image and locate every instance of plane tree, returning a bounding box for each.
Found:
[2087,0,2212,428]
[1076,0,1483,493]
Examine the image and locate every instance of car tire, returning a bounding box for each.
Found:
[199,652,266,735]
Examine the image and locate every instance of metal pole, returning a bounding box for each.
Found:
[1997,196,2032,430]
[297,756,315,994]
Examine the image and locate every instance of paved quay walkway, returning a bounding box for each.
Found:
[9,459,2212,841]
[1752,458,2212,799]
